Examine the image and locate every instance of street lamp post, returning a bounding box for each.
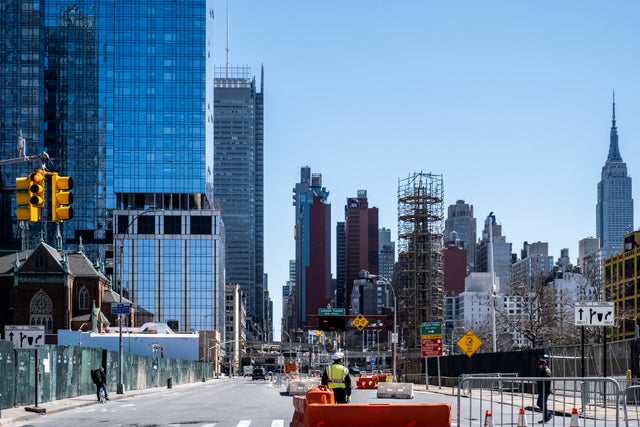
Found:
[116,208,159,394]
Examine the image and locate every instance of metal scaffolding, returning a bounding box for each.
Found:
[396,172,445,352]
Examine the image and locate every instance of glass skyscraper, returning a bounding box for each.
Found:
[596,96,633,252]
[1,1,225,334]
[213,65,264,339]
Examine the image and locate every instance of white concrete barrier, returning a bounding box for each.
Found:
[376,382,414,399]
[287,379,321,396]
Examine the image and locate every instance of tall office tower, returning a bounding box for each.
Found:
[342,190,379,315]
[379,227,395,281]
[0,1,110,256]
[290,167,332,335]
[475,213,512,292]
[444,200,477,273]
[282,259,295,341]
[1,1,226,335]
[335,222,346,307]
[596,95,633,253]
[110,1,225,335]
[214,65,265,339]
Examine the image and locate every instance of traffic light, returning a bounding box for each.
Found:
[15,176,37,221]
[28,170,45,208]
[319,315,345,331]
[51,174,73,222]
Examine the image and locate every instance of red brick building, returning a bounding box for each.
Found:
[0,242,133,343]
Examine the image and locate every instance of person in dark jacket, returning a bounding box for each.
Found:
[536,358,552,423]
[321,352,352,404]
[92,367,110,401]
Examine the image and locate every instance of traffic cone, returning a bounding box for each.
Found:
[484,410,494,427]
[517,407,528,427]
[570,407,581,427]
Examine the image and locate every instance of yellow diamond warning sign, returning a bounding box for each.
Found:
[353,314,369,331]
[456,330,483,358]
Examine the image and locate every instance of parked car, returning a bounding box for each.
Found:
[252,367,267,380]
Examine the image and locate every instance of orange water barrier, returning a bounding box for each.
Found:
[357,375,379,389]
[303,402,451,427]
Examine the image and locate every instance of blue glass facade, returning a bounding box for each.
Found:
[1,1,224,334]
[117,210,225,333]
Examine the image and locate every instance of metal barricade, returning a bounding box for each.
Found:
[457,376,622,426]
[623,385,640,426]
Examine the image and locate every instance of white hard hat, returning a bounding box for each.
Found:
[332,352,344,360]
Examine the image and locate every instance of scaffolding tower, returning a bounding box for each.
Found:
[396,172,444,353]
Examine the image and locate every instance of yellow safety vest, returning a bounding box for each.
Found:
[325,363,348,389]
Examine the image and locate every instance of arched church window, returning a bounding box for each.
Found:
[30,290,54,334]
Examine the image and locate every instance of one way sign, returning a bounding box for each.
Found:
[575,303,615,326]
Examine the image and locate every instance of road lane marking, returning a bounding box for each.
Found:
[271,421,285,427]
[237,421,251,427]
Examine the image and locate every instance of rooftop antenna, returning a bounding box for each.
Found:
[225,0,230,78]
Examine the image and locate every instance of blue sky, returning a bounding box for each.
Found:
[214,1,640,337]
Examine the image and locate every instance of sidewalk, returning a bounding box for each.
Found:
[0,383,178,426]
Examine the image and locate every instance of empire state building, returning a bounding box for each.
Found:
[596,95,633,252]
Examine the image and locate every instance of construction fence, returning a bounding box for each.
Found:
[0,340,211,410]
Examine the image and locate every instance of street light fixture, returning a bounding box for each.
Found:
[116,208,160,394]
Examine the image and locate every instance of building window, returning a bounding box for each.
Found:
[138,216,155,234]
[30,290,53,334]
[117,215,129,234]
[78,287,90,310]
[164,216,181,234]
[190,216,212,235]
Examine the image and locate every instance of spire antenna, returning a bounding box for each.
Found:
[225,0,230,78]
[612,89,616,125]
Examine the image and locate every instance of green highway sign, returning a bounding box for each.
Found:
[421,322,442,336]
[318,308,345,316]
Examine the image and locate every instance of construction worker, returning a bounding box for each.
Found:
[321,351,352,404]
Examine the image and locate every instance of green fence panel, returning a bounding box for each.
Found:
[0,341,15,411]
[1,343,210,409]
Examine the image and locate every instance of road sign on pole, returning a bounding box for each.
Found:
[457,330,483,358]
[4,325,45,349]
[111,303,131,315]
[421,322,443,357]
[574,302,615,326]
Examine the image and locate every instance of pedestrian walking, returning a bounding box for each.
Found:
[91,366,110,401]
[536,357,552,423]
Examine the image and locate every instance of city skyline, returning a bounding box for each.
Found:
[217,2,640,336]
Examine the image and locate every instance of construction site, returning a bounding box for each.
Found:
[395,172,445,374]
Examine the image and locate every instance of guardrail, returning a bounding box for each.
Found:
[457,376,622,426]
